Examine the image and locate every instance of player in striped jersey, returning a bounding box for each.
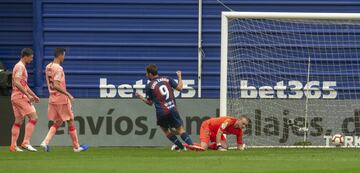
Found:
[136,64,203,151]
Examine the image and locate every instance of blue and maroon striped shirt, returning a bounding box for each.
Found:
[146,76,178,115]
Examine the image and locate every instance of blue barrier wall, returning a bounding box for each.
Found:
[0,0,33,87]
[1,0,360,98]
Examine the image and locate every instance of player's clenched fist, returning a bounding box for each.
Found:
[176,70,182,77]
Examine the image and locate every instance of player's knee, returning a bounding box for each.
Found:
[176,127,185,134]
[164,131,172,137]
[29,116,38,121]
[15,117,24,124]
[27,112,38,120]
[162,129,173,137]
[28,118,38,126]
[55,120,63,126]
[66,119,74,125]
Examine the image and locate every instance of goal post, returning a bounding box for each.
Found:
[220,12,360,147]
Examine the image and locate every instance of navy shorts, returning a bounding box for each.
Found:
[156,110,183,129]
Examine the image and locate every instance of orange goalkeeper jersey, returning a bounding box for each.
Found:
[203,116,243,144]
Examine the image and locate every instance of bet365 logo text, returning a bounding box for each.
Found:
[240,80,337,99]
[99,78,196,98]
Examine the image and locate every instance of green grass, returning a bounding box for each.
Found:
[1,147,359,173]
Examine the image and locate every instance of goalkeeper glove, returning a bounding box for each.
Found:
[239,143,246,151]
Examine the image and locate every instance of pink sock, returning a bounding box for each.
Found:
[68,124,80,149]
[43,124,60,145]
[22,119,37,145]
[11,123,21,147]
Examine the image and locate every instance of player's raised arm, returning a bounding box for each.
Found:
[135,92,153,106]
[175,70,183,91]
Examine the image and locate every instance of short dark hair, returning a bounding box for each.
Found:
[54,48,66,58]
[146,64,158,76]
[21,48,33,58]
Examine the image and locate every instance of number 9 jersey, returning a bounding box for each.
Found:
[145,76,178,115]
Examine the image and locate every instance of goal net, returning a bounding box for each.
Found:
[220,12,360,147]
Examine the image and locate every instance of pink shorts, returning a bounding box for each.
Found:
[48,103,74,122]
[11,99,36,117]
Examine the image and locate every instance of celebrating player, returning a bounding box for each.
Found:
[10,48,40,152]
[136,64,202,151]
[199,115,248,151]
[40,48,88,152]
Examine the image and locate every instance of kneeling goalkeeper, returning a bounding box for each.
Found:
[199,115,248,151]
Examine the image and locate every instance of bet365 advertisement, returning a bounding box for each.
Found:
[29,99,217,146]
[2,98,360,147]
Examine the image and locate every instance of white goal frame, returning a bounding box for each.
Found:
[220,12,360,148]
[220,11,360,116]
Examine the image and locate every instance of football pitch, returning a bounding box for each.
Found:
[1,147,360,173]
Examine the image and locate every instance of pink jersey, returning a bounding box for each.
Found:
[11,61,29,101]
[45,62,68,104]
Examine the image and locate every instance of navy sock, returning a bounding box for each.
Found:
[167,134,184,149]
[180,132,193,145]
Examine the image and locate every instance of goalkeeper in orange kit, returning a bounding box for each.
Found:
[198,115,248,151]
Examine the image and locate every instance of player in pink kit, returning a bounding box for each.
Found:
[10,48,40,152]
[40,48,88,152]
